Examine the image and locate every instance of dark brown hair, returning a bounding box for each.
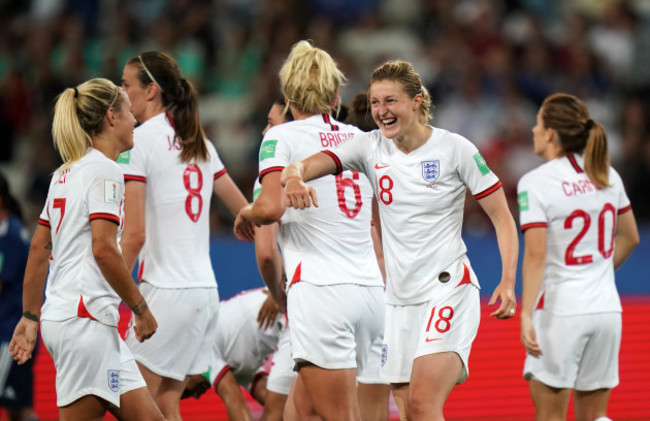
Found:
[541,93,609,188]
[127,52,207,163]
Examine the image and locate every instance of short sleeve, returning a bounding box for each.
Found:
[517,173,548,231]
[117,131,148,183]
[87,162,124,225]
[455,136,501,199]
[610,168,632,214]
[327,132,370,175]
[258,127,292,181]
[207,141,227,180]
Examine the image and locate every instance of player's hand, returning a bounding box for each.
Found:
[233,204,256,242]
[182,375,211,400]
[257,289,280,330]
[488,280,517,319]
[133,308,158,342]
[9,317,39,365]
[521,315,541,357]
[284,178,318,209]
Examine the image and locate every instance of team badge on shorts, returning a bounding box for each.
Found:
[422,160,440,184]
[381,344,388,367]
[107,369,120,392]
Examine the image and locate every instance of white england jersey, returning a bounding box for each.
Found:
[118,113,226,288]
[329,127,501,305]
[517,154,631,316]
[258,114,383,288]
[209,288,286,386]
[39,149,125,326]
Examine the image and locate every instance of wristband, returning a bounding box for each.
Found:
[23,311,39,322]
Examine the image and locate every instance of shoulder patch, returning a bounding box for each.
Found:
[518,191,529,211]
[473,152,491,175]
[117,150,130,163]
[104,180,122,203]
[260,140,278,161]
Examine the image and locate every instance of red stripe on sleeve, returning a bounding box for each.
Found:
[321,150,342,175]
[618,204,632,215]
[38,218,51,228]
[213,366,231,389]
[89,213,120,225]
[473,181,502,200]
[213,168,227,180]
[259,166,284,183]
[124,175,146,183]
[250,371,269,395]
[521,222,548,232]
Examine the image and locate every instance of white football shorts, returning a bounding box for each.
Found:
[288,282,385,384]
[125,282,220,380]
[41,318,145,407]
[382,279,480,385]
[523,311,621,390]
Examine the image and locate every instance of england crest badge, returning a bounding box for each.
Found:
[107,369,120,392]
[422,160,440,184]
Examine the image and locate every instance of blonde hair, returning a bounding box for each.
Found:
[369,60,433,125]
[541,93,610,188]
[279,40,345,115]
[52,78,123,170]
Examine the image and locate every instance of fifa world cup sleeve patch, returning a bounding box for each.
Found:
[473,152,491,175]
[518,191,529,211]
[104,180,122,203]
[116,150,130,163]
[252,187,261,201]
[260,140,278,161]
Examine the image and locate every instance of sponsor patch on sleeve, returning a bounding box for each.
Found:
[104,180,121,203]
[252,187,261,201]
[473,152,491,175]
[518,191,529,211]
[116,150,130,163]
[259,140,278,161]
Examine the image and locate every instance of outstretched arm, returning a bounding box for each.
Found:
[477,188,518,319]
[282,151,339,209]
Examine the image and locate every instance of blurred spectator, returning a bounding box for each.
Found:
[0,0,649,229]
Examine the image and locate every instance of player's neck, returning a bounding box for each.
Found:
[393,124,431,154]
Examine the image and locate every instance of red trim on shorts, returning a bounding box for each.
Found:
[521,222,548,232]
[456,264,472,287]
[77,296,97,320]
[124,174,146,183]
[289,263,302,287]
[618,204,632,215]
[38,218,51,228]
[322,113,339,131]
[473,181,502,200]
[89,213,120,225]
[213,366,231,389]
[250,371,269,395]
[259,167,284,183]
[137,260,145,282]
[567,154,583,173]
[535,293,545,310]
[214,168,227,180]
[321,150,342,175]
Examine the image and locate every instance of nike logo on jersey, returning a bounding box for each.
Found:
[425,337,442,342]
[374,163,390,169]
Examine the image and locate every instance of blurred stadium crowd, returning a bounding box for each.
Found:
[1,0,650,231]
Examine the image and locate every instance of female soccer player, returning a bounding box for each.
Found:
[279,60,519,421]
[119,51,254,420]
[10,78,164,420]
[518,93,639,421]
[234,40,389,421]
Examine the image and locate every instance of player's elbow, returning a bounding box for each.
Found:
[92,238,118,267]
